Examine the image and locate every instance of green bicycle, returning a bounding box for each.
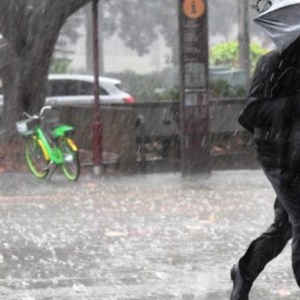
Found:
[16,106,80,181]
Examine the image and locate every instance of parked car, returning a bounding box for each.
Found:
[46,74,135,107]
[0,74,134,119]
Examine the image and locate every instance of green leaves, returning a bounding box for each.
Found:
[50,58,71,74]
[210,41,269,72]
[210,41,239,67]
[102,0,177,59]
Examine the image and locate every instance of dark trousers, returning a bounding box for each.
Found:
[238,168,300,286]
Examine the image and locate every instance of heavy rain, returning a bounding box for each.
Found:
[0,0,300,299]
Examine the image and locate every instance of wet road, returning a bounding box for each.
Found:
[0,171,299,299]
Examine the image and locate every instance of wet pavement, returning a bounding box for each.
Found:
[0,170,299,299]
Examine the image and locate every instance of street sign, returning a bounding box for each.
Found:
[178,0,210,174]
[183,0,205,19]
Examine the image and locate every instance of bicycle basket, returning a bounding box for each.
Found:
[16,119,37,136]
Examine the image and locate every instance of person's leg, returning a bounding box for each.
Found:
[264,169,300,287]
[230,197,292,300]
[291,224,300,286]
[239,197,292,282]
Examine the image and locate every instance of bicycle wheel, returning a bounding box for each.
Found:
[59,138,80,181]
[25,137,49,179]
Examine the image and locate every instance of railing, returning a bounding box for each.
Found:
[58,98,258,172]
[105,98,246,136]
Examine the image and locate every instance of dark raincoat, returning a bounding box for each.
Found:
[236,40,300,288]
[238,40,300,170]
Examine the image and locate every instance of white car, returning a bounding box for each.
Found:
[46,74,134,107]
[0,74,134,117]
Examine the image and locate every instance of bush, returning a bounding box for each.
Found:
[105,70,179,102]
[210,41,269,73]
[50,58,71,74]
[105,69,247,101]
[209,79,246,98]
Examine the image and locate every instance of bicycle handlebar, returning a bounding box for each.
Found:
[40,106,52,116]
[23,106,53,120]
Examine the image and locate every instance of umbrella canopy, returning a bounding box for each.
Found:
[254,0,300,52]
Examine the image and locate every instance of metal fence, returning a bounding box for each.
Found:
[57,98,258,173]
[104,99,258,171]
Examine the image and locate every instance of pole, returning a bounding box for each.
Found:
[86,2,105,74]
[92,0,102,176]
[178,0,210,174]
[237,0,250,90]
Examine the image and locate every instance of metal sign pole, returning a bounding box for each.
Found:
[92,0,103,176]
[238,0,250,90]
[178,0,210,174]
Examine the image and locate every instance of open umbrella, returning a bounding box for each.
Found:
[254,0,300,53]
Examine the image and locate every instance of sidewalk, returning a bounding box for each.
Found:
[0,170,298,299]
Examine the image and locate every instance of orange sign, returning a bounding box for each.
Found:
[183,0,205,19]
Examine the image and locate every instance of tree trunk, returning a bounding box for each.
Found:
[0,18,61,142]
[0,0,93,143]
[0,48,55,143]
[0,63,20,142]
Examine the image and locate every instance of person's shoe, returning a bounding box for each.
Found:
[230,264,252,300]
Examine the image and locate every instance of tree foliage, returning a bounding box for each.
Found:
[50,58,71,74]
[99,0,271,66]
[100,0,244,64]
[101,0,178,61]
[208,0,238,38]
[210,41,269,72]
[55,10,84,57]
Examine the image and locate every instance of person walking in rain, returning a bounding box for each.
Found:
[230,0,300,299]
